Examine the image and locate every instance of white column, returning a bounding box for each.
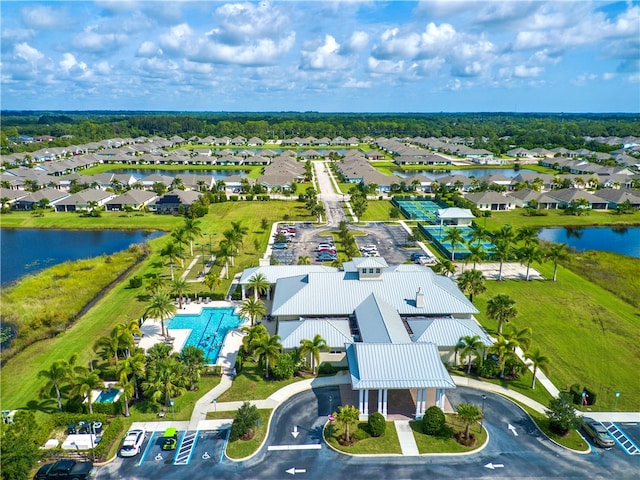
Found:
[358,389,364,416]
[241,286,246,300]
[377,389,383,414]
[266,287,271,300]
[382,389,388,416]
[436,388,444,410]
[415,389,422,418]
[363,389,369,417]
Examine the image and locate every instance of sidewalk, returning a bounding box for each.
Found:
[395,420,419,456]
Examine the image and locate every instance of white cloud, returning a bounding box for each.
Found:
[20,5,67,29]
[15,42,44,63]
[343,77,371,88]
[73,26,128,53]
[342,31,369,53]
[603,72,616,81]
[367,57,405,75]
[301,35,349,70]
[514,65,542,78]
[137,41,162,58]
[59,53,86,73]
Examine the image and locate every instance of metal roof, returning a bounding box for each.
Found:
[239,265,337,285]
[270,263,478,318]
[355,293,411,344]
[351,257,389,269]
[346,342,456,390]
[278,319,353,349]
[408,317,493,347]
[436,208,475,219]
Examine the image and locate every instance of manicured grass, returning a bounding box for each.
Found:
[474,264,640,411]
[223,409,272,459]
[359,200,393,222]
[409,414,487,454]
[0,210,179,230]
[325,421,402,454]
[217,363,313,402]
[482,208,640,230]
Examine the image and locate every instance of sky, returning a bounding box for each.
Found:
[1,1,639,113]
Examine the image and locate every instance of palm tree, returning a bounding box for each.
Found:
[247,272,269,300]
[456,269,486,302]
[504,325,533,352]
[93,330,122,366]
[434,259,455,277]
[491,239,515,281]
[455,335,484,373]
[117,352,146,400]
[170,228,189,260]
[443,227,465,261]
[114,320,142,358]
[518,243,543,281]
[517,226,539,247]
[470,224,489,246]
[486,294,517,335]
[181,345,206,391]
[71,369,104,415]
[116,373,135,417]
[229,221,249,256]
[488,335,520,378]
[456,403,483,439]
[161,241,184,281]
[299,334,328,374]
[252,334,282,378]
[335,405,360,443]
[203,271,222,294]
[182,218,202,257]
[170,277,189,309]
[146,273,167,295]
[146,343,173,364]
[239,297,266,327]
[241,324,269,356]
[466,243,486,270]
[142,358,188,408]
[218,239,234,276]
[544,242,569,282]
[524,347,550,389]
[145,292,177,338]
[37,356,77,412]
[297,255,311,265]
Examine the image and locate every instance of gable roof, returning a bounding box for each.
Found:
[355,293,411,344]
[279,319,352,349]
[408,317,493,347]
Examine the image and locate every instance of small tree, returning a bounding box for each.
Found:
[272,352,296,380]
[335,405,360,444]
[368,412,386,437]
[422,406,446,435]
[456,403,483,440]
[229,401,260,441]
[546,392,581,435]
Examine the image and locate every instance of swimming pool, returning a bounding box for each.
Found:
[167,307,243,364]
[95,387,122,403]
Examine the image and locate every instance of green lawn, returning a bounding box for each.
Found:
[474,263,640,411]
[482,208,640,230]
[409,414,487,454]
[325,421,402,454]
[222,409,272,459]
[359,200,393,222]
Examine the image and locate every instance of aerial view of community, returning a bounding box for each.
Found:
[1,1,639,479]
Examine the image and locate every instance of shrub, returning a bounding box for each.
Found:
[272,352,296,380]
[229,402,260,442]
[229,195,239,202]
[422,406,446,435]
[93,417,126,461]
[367,412,386,437]
[128,276,142,288]
[353,425,371,441]
[546,392,581,435]
[317,362,337,375]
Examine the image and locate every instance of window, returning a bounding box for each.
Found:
[375,268,381,274]
[369,268,374,274]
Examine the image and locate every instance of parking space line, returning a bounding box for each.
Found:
[267,444,322,451]
[603,422,640,455]
[138,431,156,466]
[219,429,230,463]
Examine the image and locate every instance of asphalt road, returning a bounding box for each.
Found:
[95,387,640,480]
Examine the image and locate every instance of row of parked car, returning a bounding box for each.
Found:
[315,242,337,262]
[272,224,298,250]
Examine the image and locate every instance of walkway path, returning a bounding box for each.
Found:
[395,420,419,456]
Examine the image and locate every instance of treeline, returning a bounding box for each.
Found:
[2,112,639,155]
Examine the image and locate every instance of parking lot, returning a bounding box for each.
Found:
[271,222,424,266]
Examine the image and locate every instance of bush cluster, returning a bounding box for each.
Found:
[229,402,260,442]
[422,406,446,435]
[367,412,386,437]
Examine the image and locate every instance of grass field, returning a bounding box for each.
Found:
[325,421,402,454]
[481,208,640,230]
[409,414,488,454]
[473,261,640,411]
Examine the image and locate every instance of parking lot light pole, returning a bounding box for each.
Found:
[614,391,620,410]
[481,394,487,430]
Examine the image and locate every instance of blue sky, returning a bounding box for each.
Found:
[1,1,639,112]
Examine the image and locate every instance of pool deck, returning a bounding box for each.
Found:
[139,301,246,361]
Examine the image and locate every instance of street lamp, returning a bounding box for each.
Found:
[197,243,205,272]
[481,394,487,430]
[170,399,175,416]
[614,391,620,410]
[329,395,333,416]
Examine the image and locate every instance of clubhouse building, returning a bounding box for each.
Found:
[239,257,491,420]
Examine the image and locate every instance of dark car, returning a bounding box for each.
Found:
[410,252,426,261]
[316,253,337,262]
[272,242,288,250]
[582,417,615,448]
[34,459,93,480]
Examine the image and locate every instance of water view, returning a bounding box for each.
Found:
[104,168,248,180]
[393,168,536,179]
[538,226,640,258]
[1,229,163,286]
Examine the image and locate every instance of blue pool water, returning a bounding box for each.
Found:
[95,388,121,403]
[167,307,243,364]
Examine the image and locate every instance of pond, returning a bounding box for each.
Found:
[538,226,640,258]
[392,168,536,179]
[1,229,164,286]
[104,168,248,180]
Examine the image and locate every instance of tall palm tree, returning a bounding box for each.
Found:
[239,297,266,327]
[70,369,104,415]
[170,277,189,309]
[544,242,569,282]
[518,243,543,281]
[443,227,465,261]
[93,330,122,366]
[146,273,167,295]
[504,325,533,353]
[247,272,269,300]
[203,271,222,294]
[161,242,184,281]
[146,343,173,364]
[37,355,77,412]
[456,269,486,302]
[117,352,146,400]
[454,335,484,373]
[116,373,135,417]
[170,228,189,260]
[241,324,269,356]
[230,220,249,255]
[488,335,520,378]
[524,347,550,389]
[114,320,142,358]
[181,345,206,391]
[252,334,282,378]
[218,239,234,275]
[434,259,455,277]
[182,218,202,257]
[466,243,486,270]
[491,239,515,281]
[142,358,188,408]
[456,403,483,439]
[145,292,177,338]
[297,255,311,265]
[299,334,328,374]
[517,226,539,247]
[486,293,517,335]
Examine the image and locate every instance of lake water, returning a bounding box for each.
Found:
[1,229,163,286]
[538,227,640,258]
[105,169,247,180]
[393,168,536,179]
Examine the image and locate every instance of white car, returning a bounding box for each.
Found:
[120,429,146,457]
[360,245,378,253]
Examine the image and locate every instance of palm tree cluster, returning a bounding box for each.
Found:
[240,325,282,379]
[336,220,359,260]
[303,186,325,223]
[218,221,248,279]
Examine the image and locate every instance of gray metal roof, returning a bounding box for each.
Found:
[355,293,411,344]
[436,207,475,219]
[408,317,493,347]
[278,319,352,349]
[346,342,456,390]
[239,265,337,285]
[270,263,478,318]
[351,257,388,269]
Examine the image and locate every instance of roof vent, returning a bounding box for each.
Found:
[416,287,424,308]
